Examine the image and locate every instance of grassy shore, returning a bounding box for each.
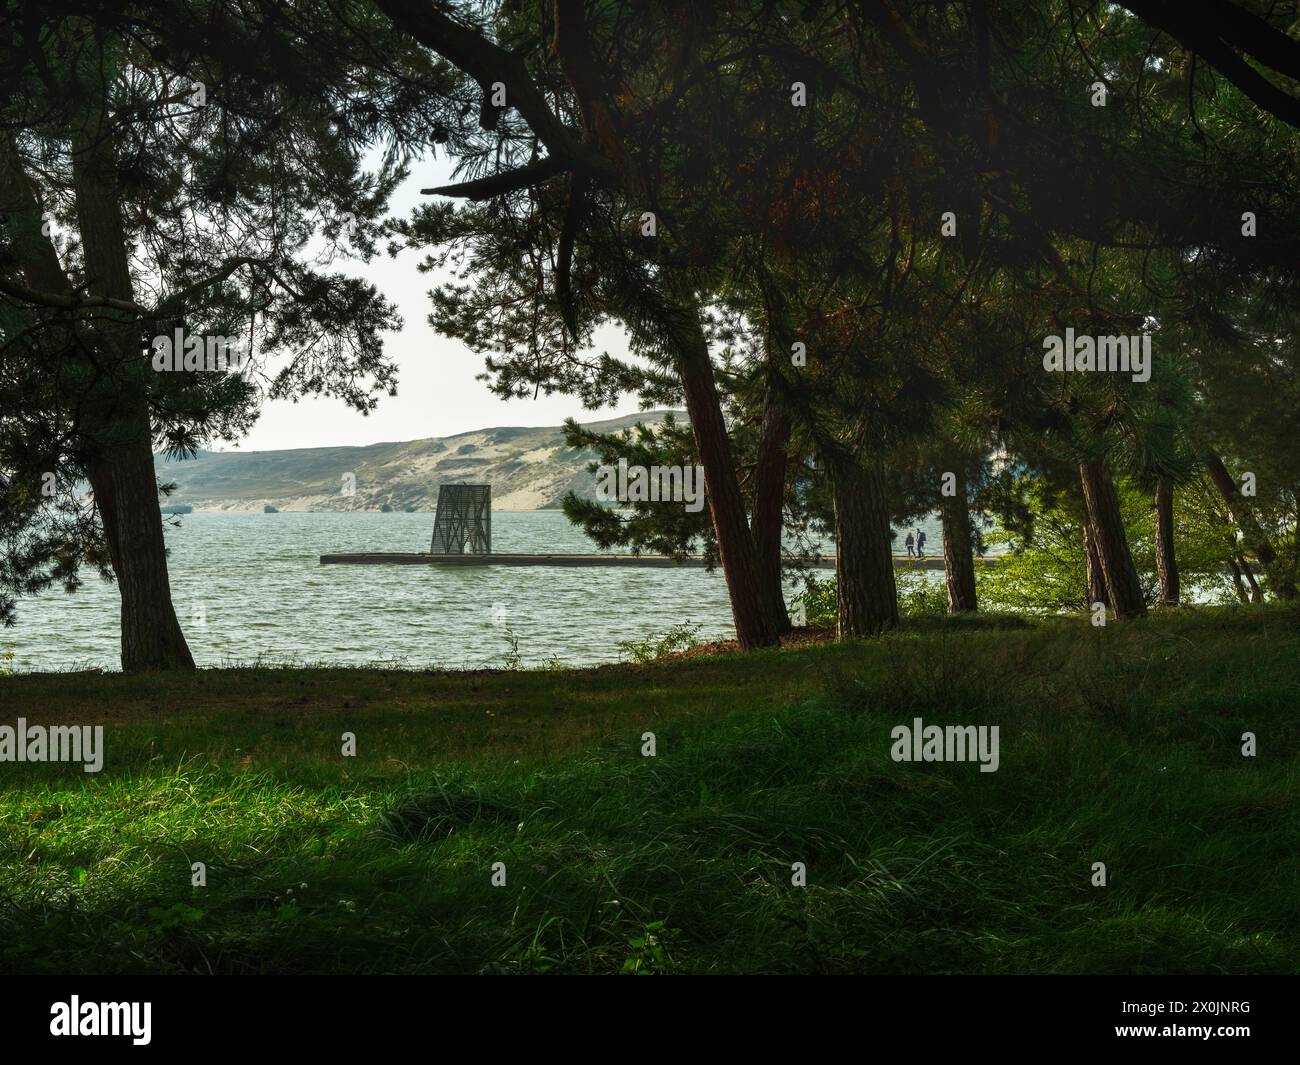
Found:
[1,606,1296,974]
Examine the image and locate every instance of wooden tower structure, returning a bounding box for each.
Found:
[430,483,491,554]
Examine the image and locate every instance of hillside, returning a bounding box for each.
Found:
[155,410,683,512]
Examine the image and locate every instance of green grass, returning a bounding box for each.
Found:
[0,606,1296,973]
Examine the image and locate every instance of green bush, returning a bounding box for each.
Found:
[793,566,948,625]
[616,622,704,663]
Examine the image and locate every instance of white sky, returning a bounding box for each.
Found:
[231,154,639,452]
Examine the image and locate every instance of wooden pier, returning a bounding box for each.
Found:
[318,552,1000,570]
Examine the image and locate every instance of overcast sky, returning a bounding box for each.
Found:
[232,154,639,453]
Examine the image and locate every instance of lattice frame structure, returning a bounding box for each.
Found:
[430,483,491,554]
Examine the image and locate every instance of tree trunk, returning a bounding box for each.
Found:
[1205,454,1295,600]
[828,453,898,637]
[1227,556,1249,603]
[940,461,978,612]
[752,386,791,634]
[1153,476,1179,606]
[4,131,194,670]
[1237,552,1264,603]
[1084,519,1108,608]
[0,136,70,293]
[72,124,195,671]
[668,299,779,648]
[1079,458,1147,619]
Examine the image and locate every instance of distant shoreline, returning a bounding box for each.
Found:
[162,506,563,514]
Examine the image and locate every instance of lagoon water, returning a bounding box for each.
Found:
[8,511,955,673]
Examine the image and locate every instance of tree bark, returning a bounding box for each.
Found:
[72,123,195,671]
[1204,453,1295,600]
[940,461,978,612]
[668,300,779,648]
[1079,458,1147,619]
[752,386,792,634]
[1084,519,1108,608]
[828,453,898,637]
[1153,475,1179,606]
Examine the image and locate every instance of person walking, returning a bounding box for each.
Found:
[905,531,915,557]
[916,527,926,558]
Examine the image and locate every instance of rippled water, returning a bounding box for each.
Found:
[9,511,951,673]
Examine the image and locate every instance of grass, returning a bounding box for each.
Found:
[0,605,1296,974]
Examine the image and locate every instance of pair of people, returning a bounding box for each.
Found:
[904,528,927,558]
